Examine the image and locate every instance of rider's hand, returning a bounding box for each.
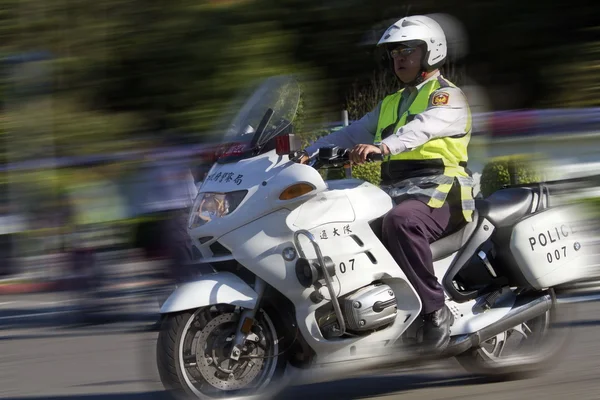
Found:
[291,150,310,164]
[349,144,388,164]
[298,153,310,164]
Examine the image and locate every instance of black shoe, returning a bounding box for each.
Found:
[421,305,454,351]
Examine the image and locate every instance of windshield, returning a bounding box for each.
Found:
[218,75,301,159]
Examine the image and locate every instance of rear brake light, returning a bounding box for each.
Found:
[221,142,249,157]
[211,142,250,161]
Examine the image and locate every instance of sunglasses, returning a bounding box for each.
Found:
[389,47,417,59]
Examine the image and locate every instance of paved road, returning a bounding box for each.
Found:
[0,294,599,400]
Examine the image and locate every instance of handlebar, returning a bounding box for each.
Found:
[289,146,384,169]
[366,153,384,162]
[315,146,383,167]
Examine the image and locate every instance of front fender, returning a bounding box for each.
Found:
[159,271,258,314]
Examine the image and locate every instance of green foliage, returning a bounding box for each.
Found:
[293,76,330,145]
[352,162,381,186]
[321,167,346,181]
[0,0,598,159]
[345,69,401,121]
[317,163,381,186]
[574,197,600,220]
[480,155,542,198]
[5,97,139,158]
[540,40,600,108]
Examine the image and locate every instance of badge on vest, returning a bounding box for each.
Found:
[432,92,450,106]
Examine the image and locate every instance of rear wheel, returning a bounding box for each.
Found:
[157,305,288,399]
[456,298,571,380]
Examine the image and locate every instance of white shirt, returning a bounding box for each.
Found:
[305,72,471,157]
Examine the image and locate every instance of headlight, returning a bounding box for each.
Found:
[188,190,248,229]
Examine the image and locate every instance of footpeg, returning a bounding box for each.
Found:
[476,289,504,311]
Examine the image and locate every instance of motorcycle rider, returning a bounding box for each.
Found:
[300,15,474,352]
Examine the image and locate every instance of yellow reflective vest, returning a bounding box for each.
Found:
[374,77,474,222]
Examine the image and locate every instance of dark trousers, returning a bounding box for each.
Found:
[381,199,452,315]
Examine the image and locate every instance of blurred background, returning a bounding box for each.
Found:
[1,1,600,399]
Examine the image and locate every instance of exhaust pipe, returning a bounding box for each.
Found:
[444,293,553,357]
[473,293,552,346]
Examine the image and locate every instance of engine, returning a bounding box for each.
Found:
[317,283,397,338]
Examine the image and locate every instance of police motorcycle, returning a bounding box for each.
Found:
[156,75,592,400]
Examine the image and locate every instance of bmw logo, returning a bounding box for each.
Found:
[282,247,297,261]
[574,242,581,251]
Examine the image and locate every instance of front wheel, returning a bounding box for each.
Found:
[157,305,288,399]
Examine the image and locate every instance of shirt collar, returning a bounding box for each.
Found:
[407,71,441,92]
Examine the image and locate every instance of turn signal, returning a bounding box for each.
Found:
[279,183,315,200]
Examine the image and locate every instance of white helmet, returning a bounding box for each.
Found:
[377,15,448,71]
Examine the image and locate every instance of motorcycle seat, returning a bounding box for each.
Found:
[431,209,479,261]
[476,187,534,228]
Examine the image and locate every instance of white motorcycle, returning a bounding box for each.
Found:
[156,76,592,399]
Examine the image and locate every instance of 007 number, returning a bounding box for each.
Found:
[338,259,355,274]
[547,246,567,264]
